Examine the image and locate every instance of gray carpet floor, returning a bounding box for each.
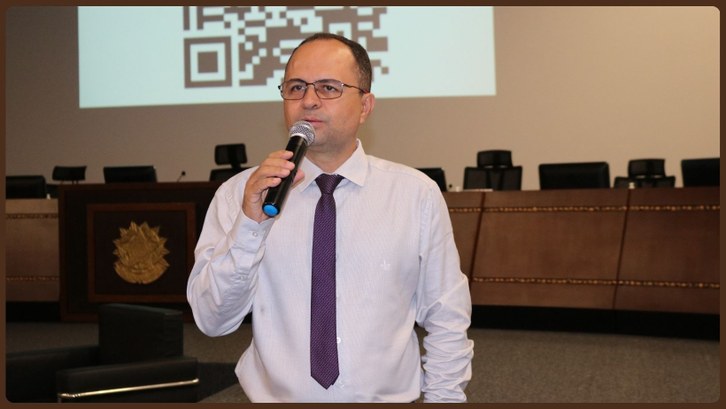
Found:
[4,319,719,403]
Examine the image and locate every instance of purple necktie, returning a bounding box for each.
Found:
[310,174,343,389]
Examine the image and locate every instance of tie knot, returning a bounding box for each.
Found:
[315,174,344,195]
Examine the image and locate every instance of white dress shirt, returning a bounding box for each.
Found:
[187,141,474,402]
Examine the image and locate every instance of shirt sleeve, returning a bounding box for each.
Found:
[415,190,475,403]
[186,177,273,337]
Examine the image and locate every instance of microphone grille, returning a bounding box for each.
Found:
[289,121,315,145]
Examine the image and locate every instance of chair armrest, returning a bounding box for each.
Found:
[56,356,199,403]
[5,345,99,402]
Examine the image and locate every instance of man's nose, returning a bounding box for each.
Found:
[301,83,321,106]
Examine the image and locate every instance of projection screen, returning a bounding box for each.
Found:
[78,6,496,108]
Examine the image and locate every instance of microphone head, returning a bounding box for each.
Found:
[289,120,315,145]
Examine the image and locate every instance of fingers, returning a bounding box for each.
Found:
[242,150,297,222]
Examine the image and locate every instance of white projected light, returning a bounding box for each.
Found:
[78,6,496,108]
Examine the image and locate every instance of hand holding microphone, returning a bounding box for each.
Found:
[261,121,316,217]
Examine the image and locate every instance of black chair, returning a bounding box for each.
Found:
[417,167,448,191]
[53,166,86,183]
[48,165,87,197]
[538,162,610,190]
[614,158,676,188]
[104,166,157,183]
[477,150,513,168]
[210,144,248,182]
[681,158,719,187]
[614,175,676,188]
[628,158,666,178]
[613,176,631,188]
[5,175,47,198]
[5,303,199,403]
[464,166,522,190]
[210,168,244,182]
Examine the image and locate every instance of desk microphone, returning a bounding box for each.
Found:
[176,170,186,182]
[262,121,316,217]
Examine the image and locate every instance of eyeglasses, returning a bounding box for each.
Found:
[278,79,369,100]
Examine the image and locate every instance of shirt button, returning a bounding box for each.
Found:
[251,231,259,237]
[336,337,341,344]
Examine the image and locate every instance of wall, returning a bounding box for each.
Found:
[4,6,720,190]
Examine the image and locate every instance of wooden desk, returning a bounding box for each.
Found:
[58,182,219,320]
[445,191,485,277]
[614,187,719,314]
[446,187,719,314]
[464,189,628,310]
[5,198,60,301]
[7,185,718,317]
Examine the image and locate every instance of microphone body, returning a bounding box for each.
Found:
[262,121,315,217]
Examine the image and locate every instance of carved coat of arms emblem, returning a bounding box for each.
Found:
[113,221,170,284]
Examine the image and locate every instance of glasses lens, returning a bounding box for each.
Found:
[313,80,343,99]
[281,80,306,100]
[279,80,346,99]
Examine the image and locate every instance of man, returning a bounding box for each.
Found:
[187,32,473,403]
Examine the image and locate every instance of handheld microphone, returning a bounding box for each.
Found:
[262,121,316,217]
[176,170,186,182]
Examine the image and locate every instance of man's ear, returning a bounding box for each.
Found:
[359,92,375,124]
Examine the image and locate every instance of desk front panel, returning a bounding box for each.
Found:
[614,187,719,314]
[443,191,485,279]
[469,189,628,309]
[58,182,219,320]
[5,199,60,301]
[10,185,717,317]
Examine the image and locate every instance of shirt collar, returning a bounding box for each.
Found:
[300,139,368,191]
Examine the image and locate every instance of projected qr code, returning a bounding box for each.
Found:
[183,6,389,89]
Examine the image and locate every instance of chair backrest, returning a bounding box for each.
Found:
[613,176,631,188]
[464,166,522,191]
[98,303,183,365]
[416,167,447,192]
[477,150,513,168]
[628,158,666,178]
[539,162,610,190]
[53,166,86,183]
[209,167,246,182]
[6,175,47,198]
[103,166,157,183]
[215,144,247,169]
[635,176,676,188]
[614,175,676,188]
[681,158,719,187]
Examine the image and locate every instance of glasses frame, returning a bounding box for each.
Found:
[278,79,369,100]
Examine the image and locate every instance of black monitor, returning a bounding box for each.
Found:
[464,166,522,191]
[103,166,157,183]
[6,175,47,198]
[539,162,610,190]
[681,158,719,187]
[417,167,447,192]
